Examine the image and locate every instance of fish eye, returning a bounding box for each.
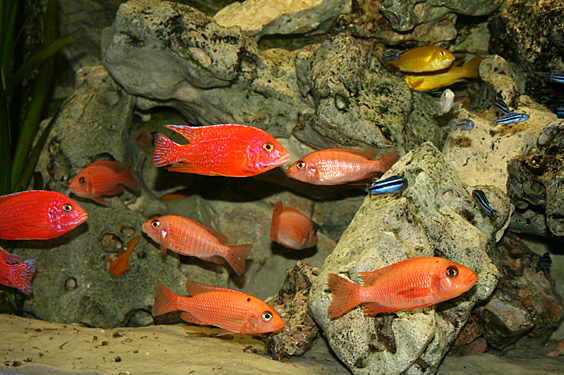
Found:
[78,177,85,185]
[296,161,306,170]
[261,311,273,322]
[440,51,445,56]
[263,143,274,152]
[312,227,317,234]
[62,203,73,213]
[446,266,458,278]
[151,219,161,229]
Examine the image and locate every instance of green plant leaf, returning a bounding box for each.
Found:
[5,28,84,95]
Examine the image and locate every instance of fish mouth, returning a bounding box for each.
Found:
[276,152,290,166]
[75,212,89,225]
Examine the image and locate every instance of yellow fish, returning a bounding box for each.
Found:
[403,56,481,92]
[387,46,455,73]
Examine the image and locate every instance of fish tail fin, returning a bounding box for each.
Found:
[327,273,362,319]
[9,259,36,295]
[120,165,141,193]
[152,282,180,316]
[224,244,253,275]
[463,56,481,79]
[152,134,180,167]
[374,151,401,173]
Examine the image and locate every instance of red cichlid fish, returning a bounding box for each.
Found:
[387,46,455,73]
[327,257,478,319]
[286,149,400,185]
[107,235,140,277]
[0,247,36,295]
[0,190,88,240]
[152,280,285,334]
[151,124,290,177]
[141,215,252,275]
[270,202,318,250]
[403,56,482,92]
[68,160,141,204]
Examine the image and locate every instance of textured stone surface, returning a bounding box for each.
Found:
[507,120,564,236]
[308,143,502,375]
[214,0,350,38]
[473,233,564,350]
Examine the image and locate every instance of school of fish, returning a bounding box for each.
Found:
[9,41,560,339]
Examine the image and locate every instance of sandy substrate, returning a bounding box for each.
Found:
[2,314,564,375]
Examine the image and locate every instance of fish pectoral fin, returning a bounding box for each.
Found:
[397,287,431,299]
[198,255,225,264]
[92,196,108,205]
[159,240,170,257]
[180,312,205,325]
[364,302,397,314]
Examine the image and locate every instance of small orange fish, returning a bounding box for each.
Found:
[107,235,140,277]
[158,191,193,201]
[151,124,290,177]
[286,149,400,185]
[327,257,478,319]
[68,160,140,204]
[152,280,285,335]
[141,215,253,275]
[0,190,88,240]
[0,247,35,295]
[270,202,318,250]
[387,46,455,73]
[403,56,481,92]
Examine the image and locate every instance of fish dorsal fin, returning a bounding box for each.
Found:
[180,311,205,325]
[186,219,229,244]
[330,148,379,159]
[88,160,127,174]
[0,248,22,265]
[358,266,397,286]
[164,125,202,142]
[185,280,246,296]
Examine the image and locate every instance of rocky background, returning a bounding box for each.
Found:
[5,0,564,374]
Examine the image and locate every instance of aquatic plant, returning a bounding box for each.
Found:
[0,0,83,195]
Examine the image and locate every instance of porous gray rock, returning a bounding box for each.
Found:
[308,142,502,375]
[214,0,351,38]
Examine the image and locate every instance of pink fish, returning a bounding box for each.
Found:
[270,202,318,250]
[0,247,36,295]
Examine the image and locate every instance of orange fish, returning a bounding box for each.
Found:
[403,56,481,92]
[107,235,140,277]
[0,247,35,295]
[387,46,455,73]
[286,149,400,185]
[270,202,318,250]
[151,124,290,177]
[327,257,478,319]
[152,280,285,335]
[0,190,88,240]
[68,160,141,204]
[141,215,253,275]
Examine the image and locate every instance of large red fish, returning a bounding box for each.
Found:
[152,280,285,334]
[141,215,252,275]
[0,247,36,295]
[68,160,140,204]
[151,124,290,177]
[0,191,88,240]
[286,149,400,185]
[270,202,318,250]
[327,257,478,319]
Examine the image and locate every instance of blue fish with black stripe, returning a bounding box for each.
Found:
[383,50,401,62]
[495,112,529,126]
[472,189,497,218]
[546,73,564,84]
[494,97,511,115]
[369,175,408,197]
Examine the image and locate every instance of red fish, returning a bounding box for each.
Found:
[152,280,285,334]
[141,215,252,275]
[151,124,290,177]
[0,247,36,295]
[107,235,140,277]
[68,160,140,204]
[270,202,318,250]
[286,149,400,185]
[327,257,478,319]
[0,190,88,240]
